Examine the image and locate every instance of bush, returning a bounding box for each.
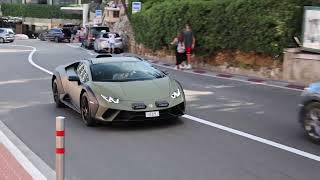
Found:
[1,4,81,19]
[130,0,305,55]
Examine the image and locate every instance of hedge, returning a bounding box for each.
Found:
[130,0,306,55]
[1,4,81,19]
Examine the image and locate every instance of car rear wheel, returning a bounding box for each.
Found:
[302,102,320,144]
[81,93,96,126]
[0,38,4,43]
[52,79,65,108]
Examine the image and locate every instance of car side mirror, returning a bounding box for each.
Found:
[68,75,80,82]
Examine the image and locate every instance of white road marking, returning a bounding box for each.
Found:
[65,44,98,56]
[1,44,53,75]
[0,49,33,53]
[183,114,320,162]
[0,44,55,179]
[28,46,53,75]
[22,44,320,163]
[0,126,47,180]
[0,77,51,86]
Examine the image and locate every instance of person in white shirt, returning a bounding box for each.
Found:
[108,33,116,54]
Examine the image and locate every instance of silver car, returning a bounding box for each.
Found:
[0,28,15,43]
[94,32,123,53]
[299,81,320,143]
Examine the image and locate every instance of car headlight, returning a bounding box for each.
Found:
[101,94,119,104]
[171,89,181,99]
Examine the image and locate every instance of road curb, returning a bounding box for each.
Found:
[0,120,55,180]
[131,54,307,91]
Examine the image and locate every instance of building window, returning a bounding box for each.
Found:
[113,11,120,18]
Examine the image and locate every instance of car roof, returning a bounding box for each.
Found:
[90,57,141,64]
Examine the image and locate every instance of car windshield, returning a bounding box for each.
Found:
[91,27,109,37]
[90,61,166,82]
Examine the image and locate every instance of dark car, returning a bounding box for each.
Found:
[82,26,109,49]
[45,28,72,43]
[299,81,320,143]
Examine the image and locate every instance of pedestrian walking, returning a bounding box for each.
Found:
[71,26,78,43]
[108,32,116,54]
[183,23,196,69]
[171,32,187,70]
[79,27,86,45]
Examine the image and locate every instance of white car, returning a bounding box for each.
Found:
[94,32,123,53]
[0,28,15,43]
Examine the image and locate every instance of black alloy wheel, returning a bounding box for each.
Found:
[52,79,65,108]
[303,102,320,144]
[80,93,96,126]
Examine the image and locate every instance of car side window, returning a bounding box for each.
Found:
[76,63,89,83]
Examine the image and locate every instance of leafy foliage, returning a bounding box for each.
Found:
[130,0,305,55]
[1,4,81,19]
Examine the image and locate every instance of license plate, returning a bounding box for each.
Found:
[145,111,160,118]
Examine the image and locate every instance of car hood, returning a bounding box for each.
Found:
[91,77,171,101]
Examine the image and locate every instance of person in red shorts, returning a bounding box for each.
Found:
[183,24,196,69]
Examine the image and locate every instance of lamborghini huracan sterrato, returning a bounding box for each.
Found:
[52,56,186,126]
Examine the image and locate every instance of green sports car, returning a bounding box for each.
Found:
[51,56,186,126]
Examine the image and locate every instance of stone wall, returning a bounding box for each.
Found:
[113,7,316,85]
[283,48,320,84]
[112,14,135,52]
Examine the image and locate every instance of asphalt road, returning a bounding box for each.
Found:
[0,40,319,180]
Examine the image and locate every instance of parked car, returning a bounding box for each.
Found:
[299,81,320,143]
[82,26,109,49]
[62,23,77,31]
[45,28,72,43]
[94,32,123,53]
[0,28,15,43]
[38,30,48,41]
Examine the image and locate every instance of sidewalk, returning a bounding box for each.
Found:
[0,143,33,180]
[123,53,307,91]
[0,120,54,180]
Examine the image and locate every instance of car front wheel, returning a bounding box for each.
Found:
[0,38,4,43]
[81,93,96,126]
[302,102,320,144]
[52,79,65,108]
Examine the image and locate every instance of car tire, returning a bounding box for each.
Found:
[0,38,4,43]
[80,92,96,127]
[302,102,320,144]
[52,79,65,108]
[55,37,59,43]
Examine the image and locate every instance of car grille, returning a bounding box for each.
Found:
[104,102,185,121]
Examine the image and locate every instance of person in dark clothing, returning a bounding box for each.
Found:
[171,32,187,70]
[183,24,196,69]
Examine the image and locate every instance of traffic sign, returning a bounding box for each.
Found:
[95,10,102,17]
[132,2,141,14]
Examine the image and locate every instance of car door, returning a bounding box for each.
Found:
[46,29,55,40]
[68,62,90,110]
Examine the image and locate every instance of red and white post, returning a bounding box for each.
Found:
[56,116,65,180]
